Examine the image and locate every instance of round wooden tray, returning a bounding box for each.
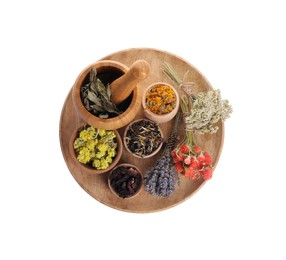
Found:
[59,48,224,213]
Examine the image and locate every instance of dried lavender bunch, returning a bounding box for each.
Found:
[144,147,180,197]
[144,113,181,197]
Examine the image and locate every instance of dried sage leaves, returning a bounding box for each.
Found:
[80,68,122,118]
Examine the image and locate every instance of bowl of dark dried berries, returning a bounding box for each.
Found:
[123,119,164,159]
[108,163,143,199]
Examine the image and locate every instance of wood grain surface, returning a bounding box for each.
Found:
[59,48,224,213]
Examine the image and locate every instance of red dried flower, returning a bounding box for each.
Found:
[200,167,213,180]
[184,156,191,165]
[190,156,200,169]
[180,144,189,154]
[170,132,213,181]
[177,152,186,161]
[193,145,201,153]
[174,163,184,173]
[203,152,212,166]
[173,156,181,164]
[197,153,205,163]
[171,149,177,157]
[185,167,195,178]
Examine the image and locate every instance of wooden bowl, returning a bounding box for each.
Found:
[142,82,179,124]
[123,119,164,159]
[69,123,123,174]
[72,60,142,130]
[108,163,143,199]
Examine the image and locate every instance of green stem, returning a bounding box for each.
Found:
[186,130,193,147]
[161,62,183,86]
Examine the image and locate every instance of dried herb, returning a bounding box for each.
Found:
[172,143,213,180]
[80,68,121,118]
[144,113,181,197]
[109,166,142,198]
[161,62,232,134]
[161,61,184,86]
[145,84,176,114]
[124,119,163,158]
[181,89,232,134]
[73,126,117,170]
[161,62,233,182]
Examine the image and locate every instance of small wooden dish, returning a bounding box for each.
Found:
[69,123,123,174]
[142,82,179,124]
[123,119,164,159]
[108,163,143,199]
[72,60,142,130]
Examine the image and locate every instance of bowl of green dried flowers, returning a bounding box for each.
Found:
[69,123,123,174]
[142,82,179,124]
[123,119,164,159]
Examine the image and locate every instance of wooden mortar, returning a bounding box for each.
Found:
[72,60,147,130]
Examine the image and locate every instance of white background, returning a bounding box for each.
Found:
[1,0,285,259]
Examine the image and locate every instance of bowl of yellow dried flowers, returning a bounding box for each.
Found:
[69,123,123,174]
[142,82,179,124]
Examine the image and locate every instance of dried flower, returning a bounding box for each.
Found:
[145,84,176,114]
[73,126,117,170]
[172,144,213,181]
[144,113,181,197]
[161,61,232,134]
[182,89,232,134]
[124,119,163,158]
[161,62,226,181]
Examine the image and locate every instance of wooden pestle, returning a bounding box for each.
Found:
[109,60,150,105]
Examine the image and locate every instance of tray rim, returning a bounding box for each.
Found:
[59,47,225,213]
